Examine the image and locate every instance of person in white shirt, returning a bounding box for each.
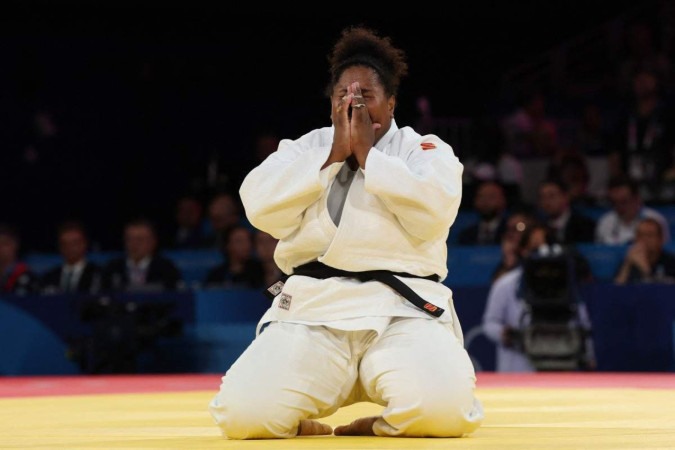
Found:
[483,224,594,372]
[595,176,670,245]
[208,26,483,440]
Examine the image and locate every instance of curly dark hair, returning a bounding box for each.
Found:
[325,26,408,98]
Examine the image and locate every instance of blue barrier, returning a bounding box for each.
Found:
[2,282,674,375]
[584,283,675,371]
[445,246,502,287]
[0,300,80,375]
[166,249,223,288]
[446,211,478,244]
[576,243,627,281]
[444,243,633,287]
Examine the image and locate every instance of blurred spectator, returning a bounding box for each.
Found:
[491,207,539,282]
[172,193,207,249]
[463,116,524,199]
[482,224,594,372]
[614,217,675,284]
[253,131,280,164]
[40,221,103,294]
[14,107,74,252]
[254,230,281,288]
[204,192,244,249]
[102,219,182,292]
[547,154,599,208]
[595,176,670,245]
[576,103,613,157]
[0,224,38,295]
[204,225,264,289]
[609,67,675,202]
[616,21,672,97]
[413,95,436,135]
[500,89,559,159]
[537,178,596,244]
[570,102,613,204]
[457,180,508,245]
[222,131,281,192]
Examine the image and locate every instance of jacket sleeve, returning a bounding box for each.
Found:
[363,139,463,241]
[239,133,342,239]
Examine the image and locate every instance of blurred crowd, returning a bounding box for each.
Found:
[2,11,675,300]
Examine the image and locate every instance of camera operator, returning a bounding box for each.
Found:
[482,223,594,372]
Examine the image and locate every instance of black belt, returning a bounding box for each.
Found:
[264,261,444,318]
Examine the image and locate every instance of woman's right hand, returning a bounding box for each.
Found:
[324,91,353,169]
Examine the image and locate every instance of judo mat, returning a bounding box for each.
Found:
[1,372,674,449]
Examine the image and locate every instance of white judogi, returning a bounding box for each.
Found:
[209,121,484,438]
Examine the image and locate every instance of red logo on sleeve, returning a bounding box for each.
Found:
[420,142,436,150]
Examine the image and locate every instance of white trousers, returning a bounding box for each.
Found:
[209,318,483,439]
[208,318,484,439]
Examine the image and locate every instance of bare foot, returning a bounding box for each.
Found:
[333,416,379,436]
[297,419,333,436]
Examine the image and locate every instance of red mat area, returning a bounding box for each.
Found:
[0,374,222,398]
[1,372,674,398]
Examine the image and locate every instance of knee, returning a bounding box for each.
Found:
[418,391,483,437]
[209,390,299,439]
[382,386,483,437]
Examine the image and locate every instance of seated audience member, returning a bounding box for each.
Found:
[457,180,509,245]
[614,217,675,284]
[41,221,103,294]
[547,153,599,208]
[204,192,244,249]
[500,89,559,159]
[254,230,282,288]
[102,219,182,292]
[0,224,38,295]
[172,193,207,249]
[537,178,596,244]
[482,224,594,372]
[204,225,264,289]
[595,176,670,245]
[491,208,539,281]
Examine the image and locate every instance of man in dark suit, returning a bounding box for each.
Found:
[102,218,182,292]
[457,180,508,245]
[41,221,102,294]
[537,178,596,244]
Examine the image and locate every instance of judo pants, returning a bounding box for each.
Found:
[208,317,484,439]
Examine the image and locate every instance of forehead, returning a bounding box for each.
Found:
[126,225,152,236]
[540,183,563,194]
[477,183,503,196]
[529,228,547,244]
[610,186,632,197]
[230,228,251,239]
[334,66,382,92]
[61,229,84,239]
[638,221,660,234]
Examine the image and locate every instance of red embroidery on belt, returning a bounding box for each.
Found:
[420,142,436,150]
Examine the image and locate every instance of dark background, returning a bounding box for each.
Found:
[0,1,647,250]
